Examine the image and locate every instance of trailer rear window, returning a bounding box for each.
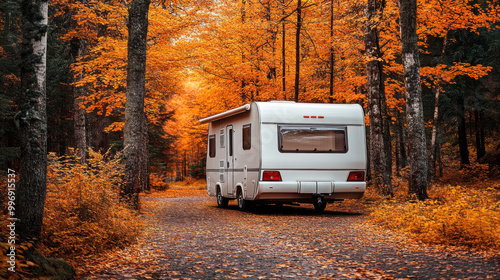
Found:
[278,125,347,153]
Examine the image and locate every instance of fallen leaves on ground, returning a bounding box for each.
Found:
[78,185,500,280]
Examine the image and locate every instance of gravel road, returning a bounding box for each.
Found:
[82,195,500,280]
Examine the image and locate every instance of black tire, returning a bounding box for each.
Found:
[313,196,327,212]
[216,187,228,208]
[237,188,249,211]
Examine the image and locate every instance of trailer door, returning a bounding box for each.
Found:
[226,125,235,196]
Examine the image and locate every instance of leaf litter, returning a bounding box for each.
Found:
[78,189,499,280]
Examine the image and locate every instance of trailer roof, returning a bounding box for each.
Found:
[198,101,365,125]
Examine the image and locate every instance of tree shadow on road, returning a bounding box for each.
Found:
[213,203,364,217]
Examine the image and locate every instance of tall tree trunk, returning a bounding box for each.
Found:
[364,0,392,196]
[457,96,469,166]
[17,0,48,241]
[282,0,286,96]
[475,110,486,160]
[123,0,150,210]
[71,0,88,164]
[395,109,407,176]
[241,0,247,102]
[72,40,87,164]
[429,33,447,183]
[329,0,335,103]
[294,0,302,102]
[264,0,277,82]
[399,0,428,200]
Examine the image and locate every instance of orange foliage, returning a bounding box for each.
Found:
[40,149,143,261]
[369,183,500,250]
[49,0,498,178]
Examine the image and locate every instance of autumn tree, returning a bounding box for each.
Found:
[70,0,88,164]
[399,0,428,200]
[294,0,302,102]
[0,0,21,169]
[364,0,392,195]
[16,0,48,240]
[416,0,498,179]
[123,0,151,209]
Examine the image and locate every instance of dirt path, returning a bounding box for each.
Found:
[81,194,500,279]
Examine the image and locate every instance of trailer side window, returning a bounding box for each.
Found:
[243,124,251,150]
[209,135,216,158]
[279,125,347,153]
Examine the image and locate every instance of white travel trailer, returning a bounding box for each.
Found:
[199,101,367,212]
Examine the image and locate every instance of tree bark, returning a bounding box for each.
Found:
[457,96,469,166]
[241,0,248,102]
[395,110,407,176]
[124,0,150,210]
[428,33,447,183]
[282,0,286,96]
[329,0,335,103]
[364,0,392,196]
[17,0,48,241]
[475,110,486,161]
[294,0,302,102]
[399,0,428,200]
[72,39,87,164]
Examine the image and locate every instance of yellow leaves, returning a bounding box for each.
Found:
[368,184,500,250]
[42,148,143,260]
[104,121,125,133]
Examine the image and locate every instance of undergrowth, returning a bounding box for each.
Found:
[40,149,143,261]
[368,173,500,250]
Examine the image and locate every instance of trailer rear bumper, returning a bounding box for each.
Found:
[254,181,365,200]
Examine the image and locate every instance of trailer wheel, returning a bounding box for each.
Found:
[216,187,228,208]
[237,188,249,211]
[313,196,327,212]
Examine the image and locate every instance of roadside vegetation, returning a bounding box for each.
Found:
[362,163,500,251]
[2,151,499,278]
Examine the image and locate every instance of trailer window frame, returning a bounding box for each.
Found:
[242,124,251,150]
[208,134,216,158]
[278,125,348,153]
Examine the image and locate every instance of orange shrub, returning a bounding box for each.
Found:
[149,172,169,191]
[41,149,143,260]
[368,184,500,250]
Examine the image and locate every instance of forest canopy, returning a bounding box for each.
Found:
[0,0,499,182]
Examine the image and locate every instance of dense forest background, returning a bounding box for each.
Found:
[1,1,500,275]
[1,0,499,185]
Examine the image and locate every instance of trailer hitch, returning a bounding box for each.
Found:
[312,193,324,201]
[312,193,326,212]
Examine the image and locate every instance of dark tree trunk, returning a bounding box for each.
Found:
[123,0,150,209]
[72,40,87,164]
[329,0,335,103]
[475,110,486,160]
[263,0,277,82]
[241,0,247,102]
[282,0,286,96]
[395,109,407,176]
[294,0,302,102]
[399,0,428,200]
[429,33,447,183]
[457,96,469,165]
[17,0,48,241]
[364,0,392,196]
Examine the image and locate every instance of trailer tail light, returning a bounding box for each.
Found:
[263,171,282,181]
[347,171,365,182]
